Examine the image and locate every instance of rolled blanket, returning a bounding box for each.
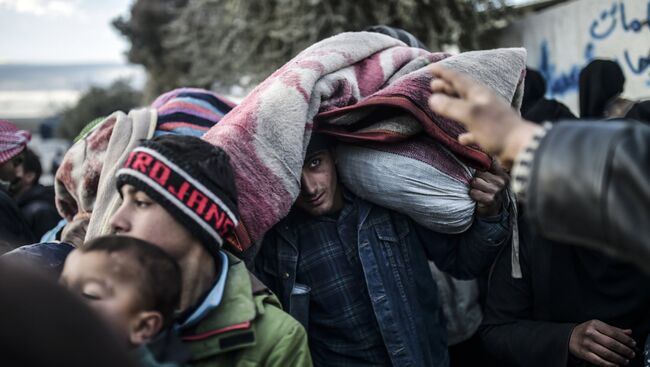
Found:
[335,136,476,234]
[54,89,235,242]
[202,31,526,246]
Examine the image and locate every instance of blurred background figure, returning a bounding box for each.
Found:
[579,59,650,124]
[521,68,576,124]
[0,120,35,252]
[579,59,627,119]
[12,148,61,240]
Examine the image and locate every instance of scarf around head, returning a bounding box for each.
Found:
[54,89,235,242]
[0,120,31,164]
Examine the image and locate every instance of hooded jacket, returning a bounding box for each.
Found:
[180,252,312,367]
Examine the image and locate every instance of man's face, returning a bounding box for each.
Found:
[0,151,24,186]
[110,185,198,261]
[294,150,343,217]
[60,250,143,345]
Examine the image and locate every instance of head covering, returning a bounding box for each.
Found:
[0,120,31,164]
[365,25,427,49]
[116,135,239,257]
[521,68,547,115]
[152,87,236,137]
[523,99,577,124]
[54,88,235,239]
[579,59,625,118]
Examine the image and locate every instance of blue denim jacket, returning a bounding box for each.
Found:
[255,196,509,367]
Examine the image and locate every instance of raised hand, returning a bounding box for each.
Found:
[428,64,541,169]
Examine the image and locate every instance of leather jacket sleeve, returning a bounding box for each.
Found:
[526,120,650,269]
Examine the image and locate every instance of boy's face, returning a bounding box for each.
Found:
[61,250,153,346]
[110,185,197,260]
[295,149,343,217]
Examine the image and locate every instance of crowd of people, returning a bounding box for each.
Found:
[0,27,649,367]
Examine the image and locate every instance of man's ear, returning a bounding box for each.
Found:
[129,311,164,346]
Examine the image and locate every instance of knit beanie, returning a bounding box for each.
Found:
[116,135,239,258]
[0,120,31,164]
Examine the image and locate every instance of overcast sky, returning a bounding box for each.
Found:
[0,0,132,63]
[0,0,533,64]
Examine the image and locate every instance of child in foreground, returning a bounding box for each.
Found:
[60,235,188,366]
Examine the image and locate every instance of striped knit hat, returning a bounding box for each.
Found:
[152,88,236,137]
[116,135,239,258]
[0,120,31,164]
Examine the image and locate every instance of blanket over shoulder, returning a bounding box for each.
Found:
[202,31,526,247]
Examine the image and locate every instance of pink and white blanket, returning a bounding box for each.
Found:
[203,32,526,248]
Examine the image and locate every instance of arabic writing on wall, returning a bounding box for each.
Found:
[538,0,650,96]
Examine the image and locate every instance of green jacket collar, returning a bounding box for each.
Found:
[180,252,262,359]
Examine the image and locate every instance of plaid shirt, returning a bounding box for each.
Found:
[256,188,509,367]
[295,191,391,366]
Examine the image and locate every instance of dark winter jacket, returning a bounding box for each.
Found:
[0,186,34,251]
[480,214,650,367]
[15,184,61,239]
[524,120,650,270]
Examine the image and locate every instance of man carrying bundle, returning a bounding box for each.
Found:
[255,133,510,367]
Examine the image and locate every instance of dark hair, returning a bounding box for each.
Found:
[81,235,181,328]
[306,133,336,158]
[22,148,42,184]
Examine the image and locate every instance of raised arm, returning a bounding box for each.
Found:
[419,163,511,279]
[428,64,650,271]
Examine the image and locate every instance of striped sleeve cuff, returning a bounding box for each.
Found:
[511,122,552,201]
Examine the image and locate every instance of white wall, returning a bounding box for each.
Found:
[501,0,650,114]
